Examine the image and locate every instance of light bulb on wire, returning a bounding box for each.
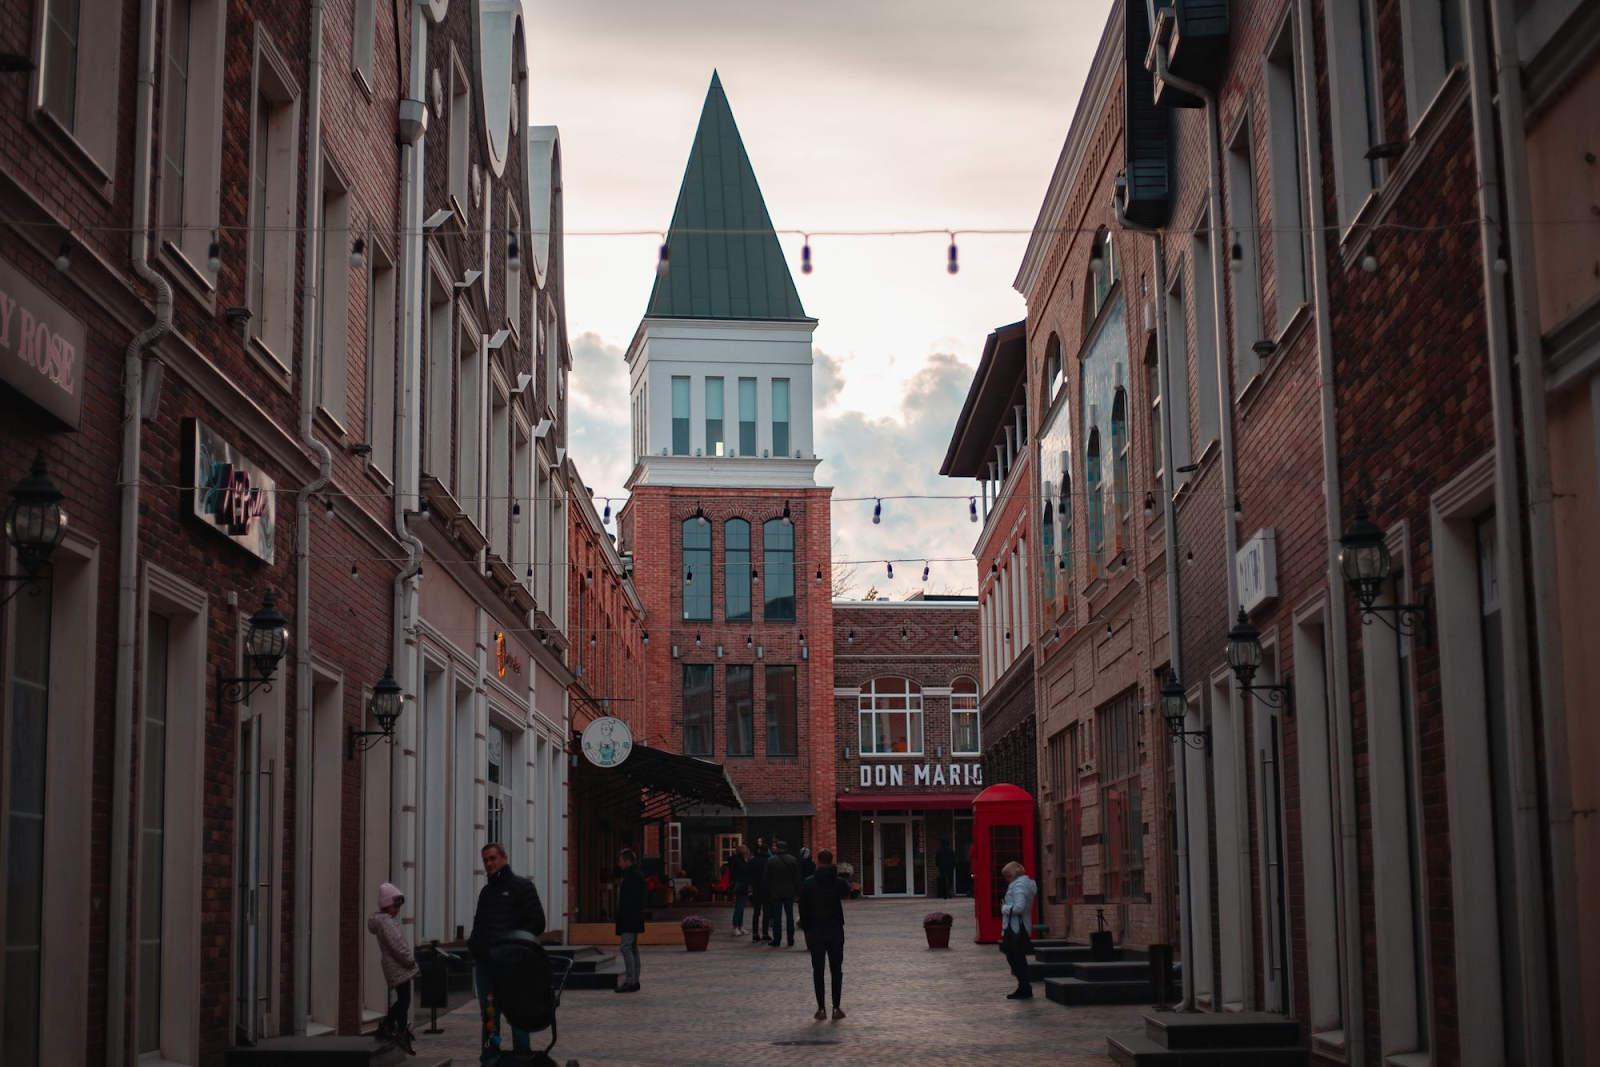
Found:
[872,499,882,525]
[1230,238,1244,273]
[946,234,959,275]
[922,561,930,583]
[657,240,670,276]
[508,233,521,272]
[969,497,978,523]
[350,238,366,269]
[886,561,894,579]
[54,235,71,272]
[801,236,812,275]
[207,235,221,274]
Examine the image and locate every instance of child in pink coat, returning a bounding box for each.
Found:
[368,882,420,1054]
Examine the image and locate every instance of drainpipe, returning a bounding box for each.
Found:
[107,0,174,1062]
[1486,2,1579,1060]
[1150,29,1249,1009]
[1464,3,1552,1062]
[1291,0,1365,1058]
[293,0,333,1036]
[1114,193,1191,1010]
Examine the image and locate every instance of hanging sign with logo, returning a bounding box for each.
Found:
[581,716,633,768]
[495,631,522,678]
[1236,528,1278,613]
[0,257,86,430]
[182,418,277,563]
[859,762,983,788]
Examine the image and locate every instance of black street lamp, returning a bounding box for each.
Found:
[1339,505,1431,643]
[1227,609,1292,712]
[1159,673,1208,749]
[349,664,404,758]
[218,591,291,705]
[2,451,68,604]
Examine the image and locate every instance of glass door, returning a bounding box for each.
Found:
[875,818,912,895]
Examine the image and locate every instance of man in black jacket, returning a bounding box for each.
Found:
[763,841,802,947]
[469,843,545,1066]
[935,838,957,899]
[746,843,770,943]
[798,849,849,1019]
[613,848,646,993]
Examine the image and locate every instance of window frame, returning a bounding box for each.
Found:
[761,518,795,622]
[682,663,714,757]
[705,376,725,457]
[448,48,471,216]
[771,378,790,457]
[738,377,757,457]
[1226,114,1265,389]
[681,517,712,621]
[726,663,754,757]
[671,375,691,456]
[32,0,125,182]
[723,517,752,622]
[949,677,980,756]
[857,676,925,757]
[1264,15,1309,330]
[245,35,301,370]
[764,664,798,757]
[315,155,354,430]
[365,234,398,481]
[351,0,376,95]
[1097,692,1143,902]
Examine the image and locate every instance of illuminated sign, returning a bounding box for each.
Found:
[495,631,522,679]
[182,418,277,563]
[859,763,983,788]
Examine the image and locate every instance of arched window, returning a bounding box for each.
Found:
[950,677,980,756]
[762,518,795,621]
[858,677,924,755]
[1146,341,1164,520]
[1087,229,1117,328]
[1060,460,1075,605]
[682,517,711,620]
[1041,480,1057,605]
[1045,334,1064,408]
[724,518,751,621]
[1111,388,1129,553]
[1086,428,1103,570]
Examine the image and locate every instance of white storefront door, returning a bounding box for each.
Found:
[874,818,914,896]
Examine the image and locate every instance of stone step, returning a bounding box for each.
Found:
[1108,1032,1306,1066]
[1043,977,1157,1007]
[547,946,613,973]
[561,961,625,990]
[1025,960,1083,980]
[1035,945,1142,963]
[225,1036,444,1067]
[1070,960,1157,982]
[1145,1011,1304,1051]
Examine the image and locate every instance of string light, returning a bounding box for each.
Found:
[801,236,813,275]
[350,561,359,579]
[695,633,702,648]
[946,233,959,275]
[872,499,882,525]
[1089,238,1105,276]
[512,502,521,524]
[602,499,612,523]
[886,561,894,579]
[1361,242,1377,273]
[685,566,693,584]
[900,626,908,641]
[350,238,366,269]
[1144,494,1155,518]
[782,500,792,524]
[207,235,221,274]
[657,239,670,276]
[816,566,823,584]
[922,561,930,583]
[323,497,335,520]
[1230,238,1244,272]
[969,497,978,523]
[54,235,71,272]
[508,233,521,273]
[695,503,707,527]
[847,630,855,644]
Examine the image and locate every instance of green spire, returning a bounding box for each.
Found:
[646,72,811,322]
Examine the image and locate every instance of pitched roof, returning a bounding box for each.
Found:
[645,72,811,323]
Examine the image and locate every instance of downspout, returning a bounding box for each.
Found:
[293,0,333,1036]
[1464,4,1552,1063]
[1486,2,1579,1060]
[1114,193,1191,1010]
[108,0,174,1061]
[1151,32,1249,1009]
[1292,0,1364,1059]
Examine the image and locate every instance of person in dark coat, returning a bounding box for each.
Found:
[729,844,751,936]
[468,843,546,1066]
[797,849,850,1019]
[798,847,817,883]
[935,838,957,899]
[746,843,770,943]
[614,848,645,993]
[763,840,802,947]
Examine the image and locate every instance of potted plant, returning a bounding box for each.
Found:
[680,914,713,952]
[922,911,954,949]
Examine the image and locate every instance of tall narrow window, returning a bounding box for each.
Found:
[1227,120,1264,387]
[682,517,711,621]
[248,89,270,331]
[762,519,795,622]
[1111,390,1129,552]
[1146,348,1164,518]
[1088,229,1118,327]
[1065,724,1084,900]
[950,677,980,756]
[1059,465,1074,599]
[159,0,192,250]
[1086,429,1103,568]
[1041,481,1057,605]
[683,665,713,757]
[316,166,352,426]
[705,377,725,457]
[137,615,170,1054]
[449,52,470,209]
[458,323,482,522]
[4,581,51,1063]
[726,664,754,757]
[765,665,798,757]
[738,377,757,456]
[1045,334,1064,408]
[367,242,398,478]
[42,0,83,124]
[504,201,521,334]
[247,52,299,364]
[485,725,506,845]
[489,389,509,556]
[1327,0,1383,227]
[771,379,790,457]
[671,376,690,456]
[352,0,376,90]
[724,518,751,622]
[38,0,123,171]
[1189,229,1220,446]
[1265,20,1308,327]
[1098,691,1143,901]
[858,677,924,756]
[1165,267,1195,473]
[424,275,454,486]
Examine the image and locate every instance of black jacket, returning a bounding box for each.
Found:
[798,856,817,882]
[797,866,848,939]
[935,845,957,874]
[615,867,646,935]
[764,852,802,899]
[746,852,770,900]
[469,866,546,962]
[728,853,749,887]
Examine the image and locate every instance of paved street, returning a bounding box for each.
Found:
[413,898,1140,1066]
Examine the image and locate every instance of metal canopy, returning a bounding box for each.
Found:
[575,745,745,820]
[940,320,1028,477]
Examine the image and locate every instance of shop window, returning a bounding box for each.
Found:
[726,665,753,757]
[681,518,711,621]
[1098,692,1143,901]
[724,518,751,622]
[765,665,798,757]
[858,677,924,756]
[683,664,713,757]
[761,519,795,622]
[950,677,980,756]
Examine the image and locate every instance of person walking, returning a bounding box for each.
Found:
[369,882,419,1055]
[746,841,770,943]
[999,861,1038,999]
[468,842,547,1065]
[797,849,849,1020]
[935,838,957,899]
[797,846,816,883]
[614,848,645,993]
[764,840,802,948]
[729,844,751,936]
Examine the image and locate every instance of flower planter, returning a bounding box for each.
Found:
[924,924,952,949]
[683,925,712,951]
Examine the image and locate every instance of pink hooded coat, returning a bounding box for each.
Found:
[369,884,419,988]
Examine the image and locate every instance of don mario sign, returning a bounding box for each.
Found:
[860,762,983,788]
[0,257,86,430]
[182,418,277,563]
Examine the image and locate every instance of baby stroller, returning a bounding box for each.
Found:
[486,930,577,1065]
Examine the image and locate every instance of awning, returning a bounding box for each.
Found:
[836,794,980,812]
[745,801,817,818]
[574,746,744,820]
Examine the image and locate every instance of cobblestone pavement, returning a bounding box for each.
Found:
[412,897,1142,1066]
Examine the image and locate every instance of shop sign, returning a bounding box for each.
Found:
[581,716,633,768]
[182,418,277,563]
[495,631,522,678]
[859,762,983,788]
[1236,528,1278,613]
[0,257,86,430]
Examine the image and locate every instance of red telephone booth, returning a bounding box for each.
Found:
[971,783,1037,943]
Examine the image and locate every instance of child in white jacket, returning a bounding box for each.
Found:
[369,882,420,1053]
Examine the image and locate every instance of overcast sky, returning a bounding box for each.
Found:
[524,0,1107,596]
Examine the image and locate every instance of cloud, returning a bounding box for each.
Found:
[814,347,845,411]
[567,332,632,499]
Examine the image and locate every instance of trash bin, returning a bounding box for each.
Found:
[417,942,450,1009]
[1148,943,1176,1004]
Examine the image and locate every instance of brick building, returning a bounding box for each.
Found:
[831,596,981,898]
[616,72,836,875]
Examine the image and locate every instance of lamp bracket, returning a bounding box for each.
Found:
[218,666,276,707]
[1357,601,1431,647]
[348,723,396,760]
[0,570,49,606]
[1163,718,1210,749]
[1242,681,1293,713]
